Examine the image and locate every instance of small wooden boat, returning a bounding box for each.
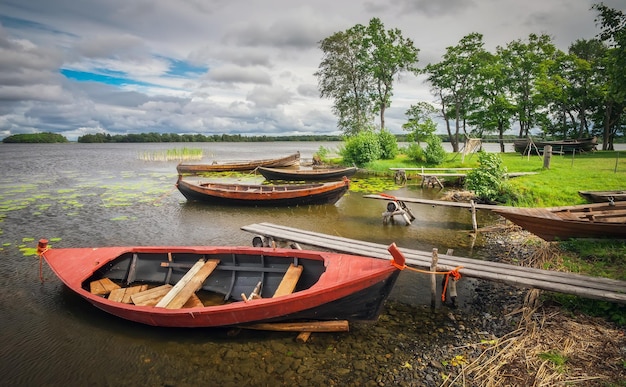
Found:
[176,175,350,206]
[176,152,300,174]
[37,240,404,328]
[578,190,626,203]
[492,201,626,241]
[257,166,358,181]
[513,137,597,155]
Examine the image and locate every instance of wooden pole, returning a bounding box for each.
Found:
[430,248,439,310]
[241,320,349,332]
[543,145,552,169]
[470,200,477,233]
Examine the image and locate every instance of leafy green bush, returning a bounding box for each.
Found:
[424,134,447,165]
[377,129,398,160]
[340,131,382,166]
[465,152,514,203]
[406,143,426,163]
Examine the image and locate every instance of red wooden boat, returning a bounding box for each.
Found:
[492,201,626,241]
[37,240,404,328]
[176,175,350,206]
[176,152,300,174]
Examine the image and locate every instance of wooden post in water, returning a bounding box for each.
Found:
[470,200,477,233]
[430,248,439,310]
[543,145,552,169]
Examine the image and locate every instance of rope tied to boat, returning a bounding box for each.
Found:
[392,263,464,302]
[36,239,50,283]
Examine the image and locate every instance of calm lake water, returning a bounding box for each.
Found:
[0,141,611,386]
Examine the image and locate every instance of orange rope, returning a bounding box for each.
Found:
[392,263,463,302]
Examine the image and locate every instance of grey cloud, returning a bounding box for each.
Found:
[246,86,293,108]
[207,65,272,85]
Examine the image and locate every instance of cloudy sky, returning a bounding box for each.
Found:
[0,0,623,141]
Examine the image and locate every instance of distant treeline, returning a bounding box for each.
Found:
[76,132,346,143]
[2,132,68,143]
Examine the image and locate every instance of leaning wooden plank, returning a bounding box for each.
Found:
[108,284,148,303]
[273,264,303,298]
[182,293,204,308]
[156,259,220,309]
[90,278,120,295]
[131,284,173,306]
[242,320,349,332]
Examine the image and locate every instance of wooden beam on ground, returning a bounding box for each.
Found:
[241,320,349,332]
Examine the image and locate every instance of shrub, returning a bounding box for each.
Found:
[465,151,515,203]
[406,143,426,163]
[378,129,398,160]
[424,134,447,165]
[340,131,382,166]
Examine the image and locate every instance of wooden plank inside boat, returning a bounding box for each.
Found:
[131,284,173,306]
[90,278,121,295]
[183,293,204,308]
[156,259,220,309]
[108,284,148,303]
[273,264,303,298]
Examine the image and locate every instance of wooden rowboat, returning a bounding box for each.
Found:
[176,152,300,174]
[492,201,626,241]
[513,137,597,155]
[176,175,350,206]
[37,240,403,328]
[578,190,626,203]
[257,166,357,181]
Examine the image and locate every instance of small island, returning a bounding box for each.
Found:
[2,132,68,143]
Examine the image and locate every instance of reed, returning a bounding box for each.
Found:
[138,148,203,161]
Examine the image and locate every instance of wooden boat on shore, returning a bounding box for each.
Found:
[37,240,403,328]
[513,137,597,155]
[492,201,626,241]
[176,152,300,174]
[176,175,350,206]
[578,190,626,203]
[257,166,358,181]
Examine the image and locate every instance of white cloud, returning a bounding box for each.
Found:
[0,0,623,140]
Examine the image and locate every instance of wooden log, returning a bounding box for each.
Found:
[156,259,220,309]
[470,200,477,233]
[296,331,312,343]
[90,278,120,295]
[543,145,552,169]
[131,284,173,306]
[108,284,149,303]
[241,320,349,332]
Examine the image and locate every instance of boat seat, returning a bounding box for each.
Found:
[272,263,303,298]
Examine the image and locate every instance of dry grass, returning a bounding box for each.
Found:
[441,240,626,386]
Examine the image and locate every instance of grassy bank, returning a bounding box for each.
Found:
[363,150,625,207]
[357,149,626,323]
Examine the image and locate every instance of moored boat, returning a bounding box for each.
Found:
[513,137,597,155]
[37,240,404,328]
[578,190,626,203]
[176,152,300,174]
[257,166,358,181]
[492,201,626,241]
[176,175,350,206]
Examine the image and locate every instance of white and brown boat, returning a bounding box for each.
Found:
[177,152,300,174]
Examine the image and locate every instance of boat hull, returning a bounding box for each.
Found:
[40,244,400,328]
[578,190,626,203]
[513,137,597,154]
[177,152,300,174]
[257,166,357,181]
[493,202,626,241]
[176,176,350,206]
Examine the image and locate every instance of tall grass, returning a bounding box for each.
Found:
[138,148,203,161]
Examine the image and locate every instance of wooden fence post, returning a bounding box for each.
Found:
[543,145,552,169]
